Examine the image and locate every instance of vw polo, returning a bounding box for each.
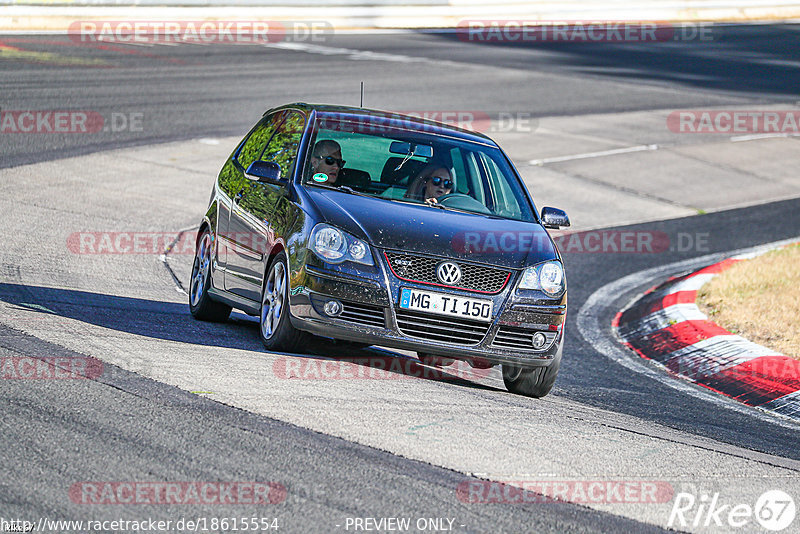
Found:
[190,103,570,397]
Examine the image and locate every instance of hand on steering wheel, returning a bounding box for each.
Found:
[434,192,466,204]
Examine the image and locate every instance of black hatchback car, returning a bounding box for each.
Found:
[190,103,570,397]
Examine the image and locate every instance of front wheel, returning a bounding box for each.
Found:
[189,230,231,322]
[502,345,562,398]
[259,252,307,353]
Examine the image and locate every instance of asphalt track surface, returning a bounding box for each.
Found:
[3,23,800,169]
[2,24,800,533]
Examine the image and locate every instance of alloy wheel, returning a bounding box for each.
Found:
[190,233,211,307]
[261,260,286,340]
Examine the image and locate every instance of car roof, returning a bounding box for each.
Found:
[265,102,497,146]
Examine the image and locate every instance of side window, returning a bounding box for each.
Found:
[465,151,486,206]
[480,153,522,219]
[450,147,468,194]
[260,111,306,180]
[236,111,286,170]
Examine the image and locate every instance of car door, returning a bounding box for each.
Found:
[225,110,306,301]
[218,111,286,296]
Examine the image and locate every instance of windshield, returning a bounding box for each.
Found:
[301,116,537,222]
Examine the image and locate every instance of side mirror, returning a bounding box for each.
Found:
[541,207,570,229]
[245,160,284,185]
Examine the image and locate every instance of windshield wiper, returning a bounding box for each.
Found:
[311,183,361,196]
[427,202,504,218]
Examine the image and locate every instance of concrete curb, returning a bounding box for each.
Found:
[614,243,800,421]
[3,2,800,31]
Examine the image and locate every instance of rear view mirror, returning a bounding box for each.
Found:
[541,207,570,229]
[245,160,284,185]
[389,141,433,158]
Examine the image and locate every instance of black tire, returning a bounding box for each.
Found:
[259,252,308,353]
[418,352,454,367]
[502,344,562,398]
[189,229,232,322]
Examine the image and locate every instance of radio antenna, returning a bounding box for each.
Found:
[360,82,364,108]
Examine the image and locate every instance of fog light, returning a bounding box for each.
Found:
[532,332,547,350]
[324,300,343,317]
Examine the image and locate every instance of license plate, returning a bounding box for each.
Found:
[399,288,493,322]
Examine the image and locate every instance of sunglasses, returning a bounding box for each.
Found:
[317,155,345,168]
[429,176,453,189]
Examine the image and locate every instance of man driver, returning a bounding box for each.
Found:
[309,140,345,185]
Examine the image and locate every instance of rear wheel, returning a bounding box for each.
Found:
[502,345,562,398]
[189,230,231,322]
[259,252,307,353]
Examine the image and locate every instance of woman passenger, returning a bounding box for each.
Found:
[405,165,454,205]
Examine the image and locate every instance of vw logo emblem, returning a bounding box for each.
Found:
[437,262,462,285]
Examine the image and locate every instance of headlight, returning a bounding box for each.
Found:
[313,226,346,260]
[539,262,564,296]
[518,261,565,297]
[310,223,373,266]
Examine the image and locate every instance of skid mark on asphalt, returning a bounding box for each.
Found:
[13,302,56,314]
[0,38,187,66]
[262,41,499,72]
[0,40,112,67]
[264,42,439,64]
[405,418,455,441]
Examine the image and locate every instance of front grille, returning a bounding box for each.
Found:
[384,252,511,294]
[339,301,386,328]
[395,309,489,345]
[492,327,558,351]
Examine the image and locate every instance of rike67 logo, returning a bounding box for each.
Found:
[669,490,795,531]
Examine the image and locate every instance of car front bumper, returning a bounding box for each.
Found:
[288,260,566,368]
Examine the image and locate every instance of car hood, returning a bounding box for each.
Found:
[304,188,558,269]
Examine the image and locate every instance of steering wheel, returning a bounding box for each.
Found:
[435,192,492,215]
[435,192,470,204]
